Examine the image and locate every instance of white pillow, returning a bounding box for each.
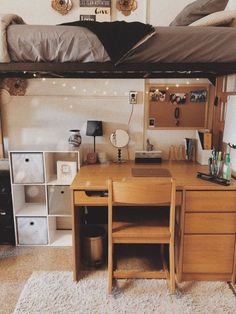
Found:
[190,10,236,26]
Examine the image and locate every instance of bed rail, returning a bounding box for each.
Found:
[0,62,236,84]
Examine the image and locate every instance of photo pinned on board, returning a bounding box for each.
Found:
[170,93,187,105]
[149,89,166,102]
[190,90,207,103]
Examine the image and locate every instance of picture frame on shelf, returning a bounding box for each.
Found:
[57,161,77,183]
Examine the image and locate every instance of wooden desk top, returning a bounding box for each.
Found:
[71,161,236,191]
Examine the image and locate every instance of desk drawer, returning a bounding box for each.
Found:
[185,213,236,234]
[183,235,235,274]
[74,191,108,206]
[186,191,236,212]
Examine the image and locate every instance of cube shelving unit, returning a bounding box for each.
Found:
[9,147,81,246]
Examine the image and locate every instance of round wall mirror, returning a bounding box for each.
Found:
[110,129,129,163]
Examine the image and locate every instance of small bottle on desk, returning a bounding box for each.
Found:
[222,153,231,181]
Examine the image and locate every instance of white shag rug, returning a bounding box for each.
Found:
[13,271,236,314]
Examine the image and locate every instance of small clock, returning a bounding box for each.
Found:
[87,152,98,164]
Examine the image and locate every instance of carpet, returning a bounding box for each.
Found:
[13,271,236,314]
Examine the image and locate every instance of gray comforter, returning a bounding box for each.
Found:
[4,17,236,64]
[124,26,236,64]
[7,24,110,63]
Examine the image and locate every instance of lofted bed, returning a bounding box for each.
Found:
[0,15,236,84]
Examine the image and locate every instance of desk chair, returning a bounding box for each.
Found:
[108,178,176,294]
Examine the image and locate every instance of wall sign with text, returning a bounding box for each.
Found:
[79,0,111,21]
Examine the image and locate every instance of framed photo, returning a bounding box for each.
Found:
[170,93,187,105]
[149,118,156,127]
[57,161,77,183]
[190,90,207,103]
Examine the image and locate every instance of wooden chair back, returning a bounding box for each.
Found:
[110,178,175,205]
[108,178,176,232]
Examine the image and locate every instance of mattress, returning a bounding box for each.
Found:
[124,26,236,64]
[7,25,110,63]
[6,24,236,64]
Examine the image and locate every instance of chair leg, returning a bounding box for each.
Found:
[169,241,175,294]
[108,242,113,294]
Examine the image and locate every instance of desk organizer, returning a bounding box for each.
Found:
[196,172,231,186]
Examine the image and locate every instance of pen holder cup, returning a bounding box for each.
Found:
[208,158,222,178]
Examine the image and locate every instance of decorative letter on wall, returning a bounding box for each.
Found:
[116,0,137,16]
[51,0,73,15]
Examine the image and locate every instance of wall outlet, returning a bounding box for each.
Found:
[129,91,138,104]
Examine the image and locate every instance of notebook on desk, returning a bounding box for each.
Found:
[131,168,171,177]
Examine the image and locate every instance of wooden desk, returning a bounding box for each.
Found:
[71,161,236,283]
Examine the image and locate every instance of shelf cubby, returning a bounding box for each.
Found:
[48,216,72,246]
[12,184,47,216]
[44,152,80,185]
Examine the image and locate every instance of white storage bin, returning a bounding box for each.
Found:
[48,186,71,215]
[17,217,48,245]
[11,153,44,184]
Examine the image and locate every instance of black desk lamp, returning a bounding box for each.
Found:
[86,121,103,163]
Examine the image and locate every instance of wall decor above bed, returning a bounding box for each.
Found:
[2,78,27,96]
[79,0,111,22]
[51,0,73,15]
[116,0,137,16]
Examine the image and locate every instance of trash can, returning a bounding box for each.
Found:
[81,225,106,267]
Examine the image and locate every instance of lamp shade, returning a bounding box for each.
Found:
[223,96,236,146]
[86,121,103,137]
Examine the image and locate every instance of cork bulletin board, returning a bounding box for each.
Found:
[148,85,209,129]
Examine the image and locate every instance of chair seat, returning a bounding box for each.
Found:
[112,209,170,243]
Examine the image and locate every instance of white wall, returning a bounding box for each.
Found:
[226,0,236,10]
[1,79,144,161]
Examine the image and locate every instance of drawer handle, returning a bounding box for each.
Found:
[25,158,30,162]
[30,221,34,226]
[0,188,6,193]
[61,191,65,194]
[85,191,108,197]
[0,211,6,216]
